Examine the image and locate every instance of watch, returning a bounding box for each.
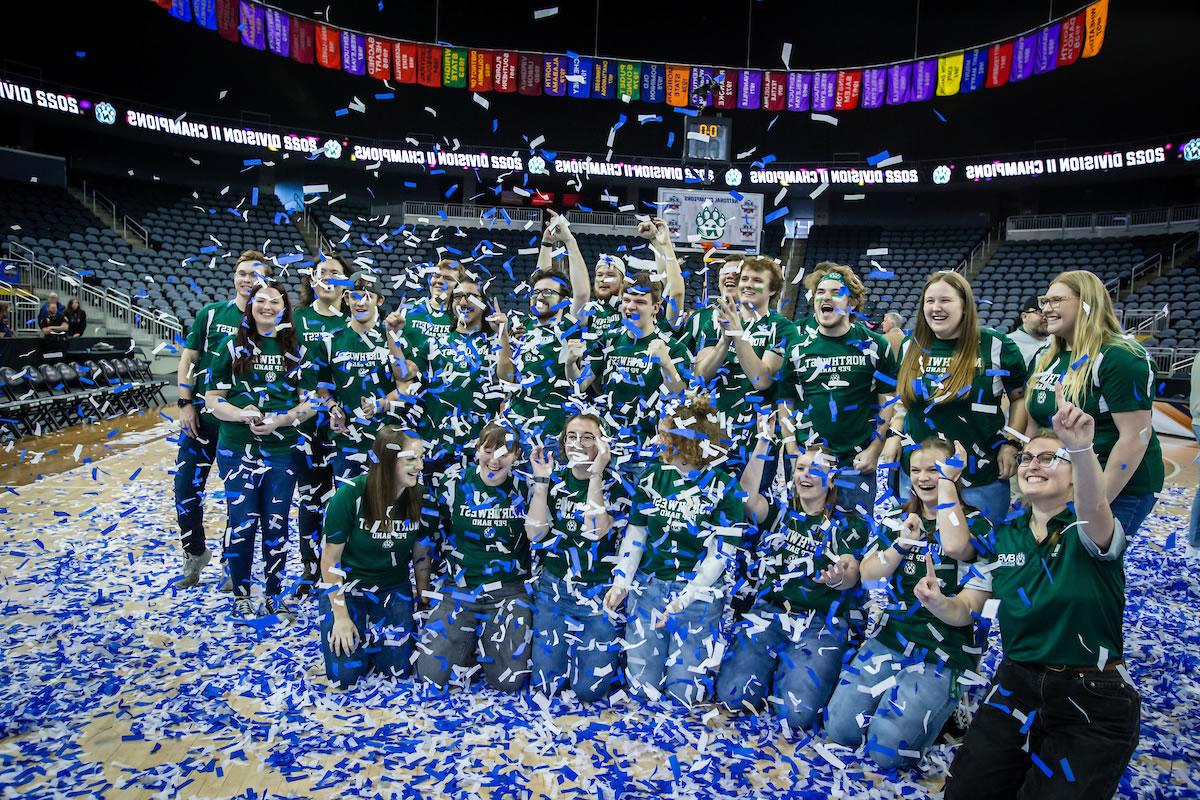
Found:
[177,398,192,408]
[532,476,551,485]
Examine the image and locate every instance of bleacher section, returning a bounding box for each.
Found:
[1117,254,1200,352]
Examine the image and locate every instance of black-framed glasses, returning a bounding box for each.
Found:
[1037,295,1071,310]
[564,432,598,446]
[1017,451,1069,467]
[531,288,563,298]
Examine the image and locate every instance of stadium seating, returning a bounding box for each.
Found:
[1116,254,1200,354]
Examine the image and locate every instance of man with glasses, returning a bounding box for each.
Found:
[1010,296,1049,369]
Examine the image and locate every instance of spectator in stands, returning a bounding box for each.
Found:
[526,412,630,701]
[825,437,992,769]
[205,280,314,622]
[603,394,744,706]
[64,298,87,338]
[717,422,864,731]
[881,311,905,358]
[37,291,68,341]
[1009,298,1049,368]
[0,302,12,337]
[883,271,1028,525]
[416,420,534,694]
[677,257,742,355]
[291,255,350,599]
[319,426,432,688]
[582,274,688,485]
[780,262,897,517]
[175,250,272,590]
[943,393,1139,800]
[1025,270,1163,536]
[398,259,462,373]
[1190,366,1200,560]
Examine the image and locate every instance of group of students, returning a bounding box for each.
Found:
[172,212,1161,796]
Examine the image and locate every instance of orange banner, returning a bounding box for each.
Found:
[665,64,690,107]
[1082,0,1108,58]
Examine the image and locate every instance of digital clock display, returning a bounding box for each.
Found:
[683,116,732,163]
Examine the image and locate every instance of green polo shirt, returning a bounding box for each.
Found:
[185,300,245,401]
[1025,341,1164,498]
[509,313,582,438]
[207,334,302,455]
[780,321,898,460]
[420,328,504,450]
[876,514,994,672]
[537,466,632,585]
[323,474,425,590]
[437,464,531,587]
[628,463,745,582]
[989,507,1127,667]
[757,503,868,614]
[899,328,1027,486]
[590,327,689,450]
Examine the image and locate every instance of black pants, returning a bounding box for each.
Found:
[944,659,1140,800]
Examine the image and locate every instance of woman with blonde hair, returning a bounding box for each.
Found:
[603,393,745,706]
[882,271,1028,524]
[1024,269,1163,535]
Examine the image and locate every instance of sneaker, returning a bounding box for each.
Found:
[291,565,320,600]
[218,572,233,593]
[178,549,212,588]
[1187,544,1200,561]
[265,597,296,624]
[231,597,259,623]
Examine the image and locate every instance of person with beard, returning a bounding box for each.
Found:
[398,259,463,371]
[580,254,628,339]
[676,257,743,356]
[526,412,631,701]
[1009,297,1050,369]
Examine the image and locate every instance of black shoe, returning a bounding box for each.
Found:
[291,565,319,600]
[265,596,296,624]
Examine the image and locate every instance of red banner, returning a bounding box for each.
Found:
[493,51,518,92]
[216,0,239,42]
[518,54,543,95]
[289,17,314,64]
[365,36,391,80]
[469,50,494,92]
[763,71,787,111]
[315,24,341,69]
[394,43,417,83]
[416,45,442,87]
[986,41,1013,87]
[834,70,862,110]
[1058,11,1085,66]
[711,70,737,110]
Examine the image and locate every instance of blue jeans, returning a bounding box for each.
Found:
[899,473,1012,527]
[296,437,333,572]
[531,571,621,702]
[836,468,878,518]
[624,574,725,706]
[173,413,220,556]
[1192,426,1200,548]
[318,587,415,688]
[416,582,534,693]
[217,446,300,598]
[825,637,959,769]
[1111,492,1157,538]
[716,602,853,731]
[330,446,370,484]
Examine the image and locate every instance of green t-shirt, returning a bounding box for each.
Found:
[509,313,582,438]
[420,328,504,450]
[1025,341,1164,498]
[293,305,345,437]
[875,514,994,672]
[309,323,405,456]
[989,507,1126,667]
[437,464,531,587]
[537,466,632,584]
[628,463,745,582]
[207,334,303,455]
[756,503,868,614]
[780,321,898,460]
[590,327,689,450]
[402,298,455,371]
[705,309,799,446]
[185,300,245,402]
[899,327,1027,486]
[580,297,622,339]
[676,305,722,356]
[323,474,425,590]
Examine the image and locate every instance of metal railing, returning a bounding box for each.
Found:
[1007,204,1200,238]
[79,179,150,248]
[1103,252,1163,298]
[957,222,1005,275]
[0,279,41,335]
[1171,230,1199,269]
[1146,346,1198,376]
[1122,307,1169,335]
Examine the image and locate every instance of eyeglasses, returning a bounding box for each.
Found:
[531,288,562,298]
[1037,295,1071,310]
[1022,308,1042,315]
[453,292,483,301]
[564,432,598,445]
[1017,451,1069,467]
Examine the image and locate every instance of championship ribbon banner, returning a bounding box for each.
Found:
[160,0,1109,114]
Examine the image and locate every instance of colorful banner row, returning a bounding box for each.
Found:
[158,0,1108,112]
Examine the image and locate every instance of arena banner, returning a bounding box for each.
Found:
[169,1,1105,114]
[366,36,392,81]
[657,188,765,249]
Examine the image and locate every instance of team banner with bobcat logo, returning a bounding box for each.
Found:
[656,188,765,250]
[166,0,1108,113]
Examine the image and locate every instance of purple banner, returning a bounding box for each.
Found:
[1035,23,1061,75]
[785,72,811,111]
[640,63,665,103]
[265,9,289,57]
[544,55,568,96]
[169,0,192,22]
[961,47,988,92]
[886,63,912,104]
[912,58,936,102]
[811,71,836,111]
[191,0,217,29]
[737,70,761,109]
[341,31,365,75]
[861,67,887,109]
[238,2,265,50]
[567,56,593,99]
[1011,32,1038,81]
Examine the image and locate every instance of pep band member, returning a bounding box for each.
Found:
[320,426,431,688]
[603,394,745,706]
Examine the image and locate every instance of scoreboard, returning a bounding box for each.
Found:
[683,116,732,164]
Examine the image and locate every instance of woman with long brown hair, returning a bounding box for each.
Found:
[882,271,1028,524]
[204,280,313,622]
[1024,269,1163,535]
[320,426,432,688]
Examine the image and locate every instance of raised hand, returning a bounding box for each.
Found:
[717,295,745,335]
[646,337,672,364]
[359,395,381,420]
[330,404,348,433]
[591,437,611,473]
[385,309,406,334]
[913,551,946,612]
[530,444,555,479]
[486,299,509,341]
[755,410,777,442]
[937,440,969,483]
[1051,380,1096,452]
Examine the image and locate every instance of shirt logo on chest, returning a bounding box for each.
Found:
[996,551,1027,568]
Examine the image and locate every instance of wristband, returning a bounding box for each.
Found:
[891,540,914,556]
[1065,444,1094,454]
[540,240,555,249]
[532,476,550,485]
[176,398,192,408]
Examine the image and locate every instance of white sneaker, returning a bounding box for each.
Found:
[178,549,212,588]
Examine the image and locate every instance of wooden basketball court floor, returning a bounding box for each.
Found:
[0,409,1198,799]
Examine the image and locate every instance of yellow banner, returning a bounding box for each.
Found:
[1083,0,1108,58]
[936,52,964,96]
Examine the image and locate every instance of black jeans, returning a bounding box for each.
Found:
[944,659,1140,800]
